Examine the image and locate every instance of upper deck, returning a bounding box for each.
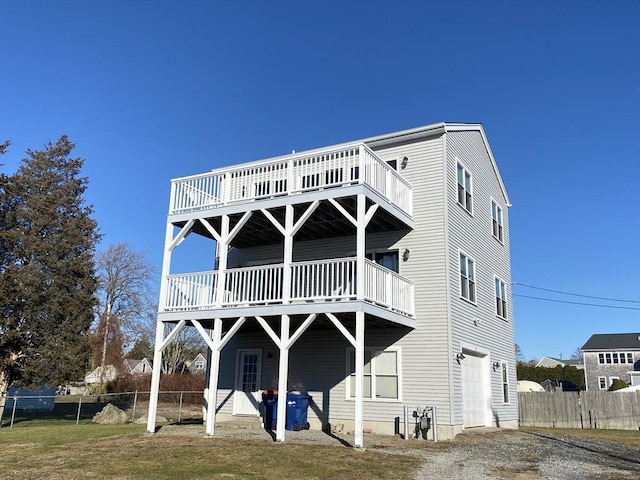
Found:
[169,143,412,219]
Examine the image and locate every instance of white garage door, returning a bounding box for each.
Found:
[461,353,488,428]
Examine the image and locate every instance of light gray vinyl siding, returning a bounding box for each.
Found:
[371,135,454,425]
[445,130,517,425]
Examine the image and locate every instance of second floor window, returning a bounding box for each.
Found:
[598,352,634,364]
[495,277,507,319]
[457,162,473,214]
[459,252,476,303]
[492,199,503,242]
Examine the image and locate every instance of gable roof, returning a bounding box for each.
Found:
[581,333,640,351]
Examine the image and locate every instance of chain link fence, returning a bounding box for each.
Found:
[0,391,205,428]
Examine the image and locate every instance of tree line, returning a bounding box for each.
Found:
[0,136,203,418]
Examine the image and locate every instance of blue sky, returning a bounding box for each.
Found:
[1,0,638,361]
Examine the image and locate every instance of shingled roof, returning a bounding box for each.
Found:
[581,333,640,351]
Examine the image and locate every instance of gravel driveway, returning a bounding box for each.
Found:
[158,424,640,479]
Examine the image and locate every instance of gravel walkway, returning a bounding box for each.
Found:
[157,424,640,479]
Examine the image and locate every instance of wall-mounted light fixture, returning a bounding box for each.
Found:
[267,352,274,359]
[473,317,480,326]
[401,156,409,169]
[402,248,411,261]
[456,352,465,364]
[492,361,501,372]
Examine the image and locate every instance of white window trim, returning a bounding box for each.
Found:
[490,197,504,244]
[597,352,635,364]
[501,361,510,404]
[458,249,477,305]
[494,275,508,320]
[598,376,607,390]
[345,347,402,402]
[456,159,473,215]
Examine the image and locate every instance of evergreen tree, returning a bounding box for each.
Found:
[0,136,100,413]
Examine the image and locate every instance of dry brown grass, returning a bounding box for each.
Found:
[0,423,420,480]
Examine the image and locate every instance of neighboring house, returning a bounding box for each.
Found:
[581,333,640,390]
[186,353,207,373]
[145,122,517,446]
[84,365,118,384]
[125,358,153,375]
[536,356,584,369]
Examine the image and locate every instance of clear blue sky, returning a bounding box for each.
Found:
[1,0,639,361]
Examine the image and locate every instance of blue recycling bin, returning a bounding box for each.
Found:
[261,391,278,430]
[285,393,311,431]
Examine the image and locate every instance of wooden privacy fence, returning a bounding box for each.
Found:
[518,391,640,430]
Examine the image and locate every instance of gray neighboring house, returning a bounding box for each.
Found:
[125,358,153,375]
[581,333,640,390]
[145,122,518,446]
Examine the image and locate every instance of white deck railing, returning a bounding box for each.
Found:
[170,144,412,216]
[163,257,413,317]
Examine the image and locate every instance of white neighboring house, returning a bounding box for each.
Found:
[536,356,584,369]
[84,365,118,384]
[145,122,518,446]
[125,358,153,375]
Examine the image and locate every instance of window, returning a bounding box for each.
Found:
[501,362,510,403]
[597,352,635,364]
[491,199,503,242]
[495,277,507,319]
[598,377,607,389]
[347,348,400,400]
[457,162,473,213]
[459,251,476,303]
[194,360,205,371]
[366,250,399,273]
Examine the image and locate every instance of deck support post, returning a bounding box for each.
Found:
[354,311,365,448]
[275,314,290,442]
[204,318,222,436]
[215,215,230,306]
[146,319,166,433]
[356,194,365,300]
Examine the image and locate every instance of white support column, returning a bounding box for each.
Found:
[146,320,166,433]
[282,204,294,304]
[275,314,290,442]
[205,318,222,436]
[158,222,175,312]
[354,311,365,448]
[356,194,366,300]
[215,215,230,306]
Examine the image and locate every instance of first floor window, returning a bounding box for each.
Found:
[501,362,510,403]
[459,251,476,303]
[495,277,507,319]
[598,377,607,389]
[347,348,400,400]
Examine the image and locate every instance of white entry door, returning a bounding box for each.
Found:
[234,350,262,416]
[461,352,489,428]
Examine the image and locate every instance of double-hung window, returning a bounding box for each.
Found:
[491,199,504,242]
[347,348,400,400]
[598,376,607,389]
[459,251,476,303]
[457,162,473,214]
[501,362,510,403]
[495,277,507,319]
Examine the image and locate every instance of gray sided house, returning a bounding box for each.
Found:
[146,122,517,446]
[581,333,640,390]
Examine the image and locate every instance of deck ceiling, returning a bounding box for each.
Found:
[174,197,410,248]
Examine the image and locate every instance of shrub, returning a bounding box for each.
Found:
[608,378,629,391]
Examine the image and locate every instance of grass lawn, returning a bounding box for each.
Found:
[0,420,421,480]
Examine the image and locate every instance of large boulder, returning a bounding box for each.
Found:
[92,403,129,424]
[134,413,168,424]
